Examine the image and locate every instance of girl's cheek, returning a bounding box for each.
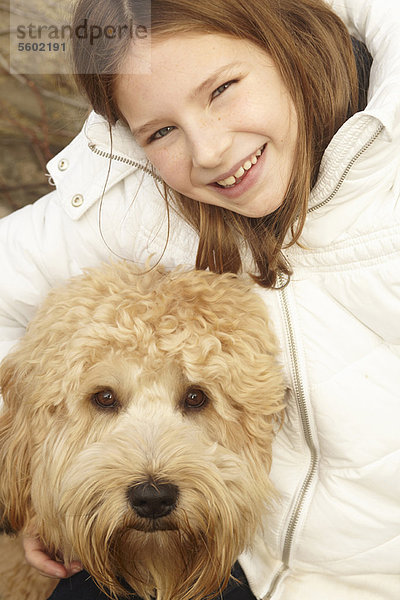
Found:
[152,146,185,182]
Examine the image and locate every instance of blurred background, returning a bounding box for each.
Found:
[0,0,89,217]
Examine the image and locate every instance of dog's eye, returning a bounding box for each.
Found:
[91,389,119,410]
[184,388,208,410]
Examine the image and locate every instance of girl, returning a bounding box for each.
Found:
[1,0,399,598]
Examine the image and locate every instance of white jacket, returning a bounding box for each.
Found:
[0,0,399,598]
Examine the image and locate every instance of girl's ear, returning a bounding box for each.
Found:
[0,355,33,534]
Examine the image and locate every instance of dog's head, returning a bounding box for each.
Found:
[0,262,284,599]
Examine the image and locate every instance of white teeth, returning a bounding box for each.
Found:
[234,166,245,178]
[216,145,264,187]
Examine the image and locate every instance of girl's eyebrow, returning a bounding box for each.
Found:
[131,119,167,141]
[189,62,243,100]
[131,62,243,140]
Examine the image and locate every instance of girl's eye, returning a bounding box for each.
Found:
[149,125,175,142]
[211,80,236,100]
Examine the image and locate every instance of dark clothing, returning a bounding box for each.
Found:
[47,562,257,600]
[351,36,373,112]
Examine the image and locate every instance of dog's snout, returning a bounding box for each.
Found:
[128,481,179,519]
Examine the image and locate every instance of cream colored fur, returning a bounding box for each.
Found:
[0,263,284,600]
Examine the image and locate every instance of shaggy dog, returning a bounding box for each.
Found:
[0,263,284,600]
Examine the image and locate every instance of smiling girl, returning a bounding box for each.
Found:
[115,33,298,219]
[1,0,399,599]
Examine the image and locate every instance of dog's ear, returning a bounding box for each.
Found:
[0,352,33,534]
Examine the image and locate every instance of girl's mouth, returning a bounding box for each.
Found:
[214,144,266,189]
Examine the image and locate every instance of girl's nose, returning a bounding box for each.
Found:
[189,122,232,170]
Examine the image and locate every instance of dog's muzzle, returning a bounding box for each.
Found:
[128,481,179,520]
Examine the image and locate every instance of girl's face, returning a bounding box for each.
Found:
[115,33,298,218]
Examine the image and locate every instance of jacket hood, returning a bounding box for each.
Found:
[329,0,400,138]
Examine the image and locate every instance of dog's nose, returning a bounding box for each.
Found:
[128,481,179,519]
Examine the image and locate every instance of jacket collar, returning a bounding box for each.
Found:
[84,113,148,164]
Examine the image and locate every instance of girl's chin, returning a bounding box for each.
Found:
[218,197,283,219]
[177,187,282,218]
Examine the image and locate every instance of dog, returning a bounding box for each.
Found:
[0,262,284,600]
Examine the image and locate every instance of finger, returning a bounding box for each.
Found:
[64,561,84,577]
[23,536,82,579]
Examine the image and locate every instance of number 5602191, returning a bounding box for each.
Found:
[18,42,66,51]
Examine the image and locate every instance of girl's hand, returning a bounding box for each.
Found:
[23,534,83,579]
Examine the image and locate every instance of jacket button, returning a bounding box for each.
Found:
[71,194,84,207]
[58,159,69,171]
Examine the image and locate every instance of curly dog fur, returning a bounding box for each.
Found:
[0,263,284,600]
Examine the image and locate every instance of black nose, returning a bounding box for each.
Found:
[128,481,179,519]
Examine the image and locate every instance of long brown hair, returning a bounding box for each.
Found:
[72,0,359,287]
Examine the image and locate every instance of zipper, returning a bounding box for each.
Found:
[262,276,319,599]
[262,564,288,600]
[88,142,163,182]
[262,127,383,598]
[279,279,319,567]
[308,124,383,214]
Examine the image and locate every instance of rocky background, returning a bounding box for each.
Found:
[0,0,89,217]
